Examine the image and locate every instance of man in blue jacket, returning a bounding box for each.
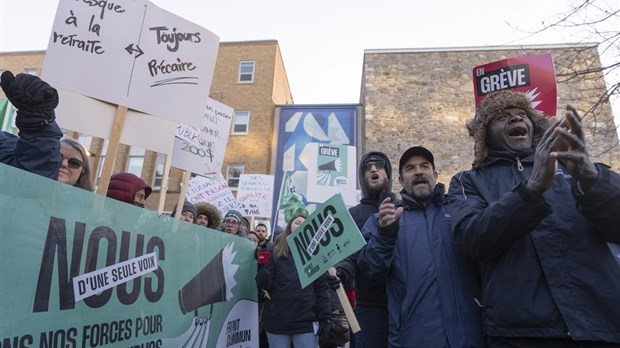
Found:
[0,71,62,180]
[359,146,484,348]
[448,90,620,346]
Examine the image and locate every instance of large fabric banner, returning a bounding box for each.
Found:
[0,164,258,348]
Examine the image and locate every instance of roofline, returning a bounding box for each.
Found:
[220,39,278,45]
[0,49,47,55]
[364,42,599,54]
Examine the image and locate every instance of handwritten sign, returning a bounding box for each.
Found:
[172,98,233,175]
[42,0,220,127]
[236,174,274,218]
[472,54,557,116]
[186,175,237,218]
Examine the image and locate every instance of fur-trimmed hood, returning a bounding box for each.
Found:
[467,90,551,169]
[196,202,221,229]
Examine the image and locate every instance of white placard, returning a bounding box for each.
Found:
[236,174,275,218]
[186,175,237,218]
[172,98,233,175]
[42,0,219,128]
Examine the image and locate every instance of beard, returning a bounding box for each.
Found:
[366,176,389,198]
[409,182,433,202]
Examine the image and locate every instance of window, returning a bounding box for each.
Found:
[152,153,166,190]
[231,111,250,134]
[127,146,146,177]
[238,61,255,83]
[95,139,109,187]
[226,164,244,189]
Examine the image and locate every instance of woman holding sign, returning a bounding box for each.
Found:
[256,214,332,348]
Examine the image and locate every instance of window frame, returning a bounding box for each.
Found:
[238,61,255,83]
[231,111,250,135]
[226,164,244,190]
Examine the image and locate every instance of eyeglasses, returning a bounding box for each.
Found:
[363,161,386,171]
[224,219,239,225]
[61,153,84,169]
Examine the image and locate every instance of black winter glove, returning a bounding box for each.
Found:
[1,71,58,131]
[326,274,341,290]
[317,318,331,346]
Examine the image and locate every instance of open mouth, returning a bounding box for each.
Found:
[507,126,528,138]
[370,173,380,180]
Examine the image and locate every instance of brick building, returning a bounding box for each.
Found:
[360,43,620,191]
[0,40,293,212]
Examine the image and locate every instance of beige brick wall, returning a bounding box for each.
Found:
[361,45,620,192]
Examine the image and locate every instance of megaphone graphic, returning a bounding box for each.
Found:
[178,243,239,314]
[318,159,343,172]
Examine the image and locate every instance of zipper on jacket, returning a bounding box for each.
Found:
[515,156,524,171]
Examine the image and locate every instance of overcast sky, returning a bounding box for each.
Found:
[1,0,618,121]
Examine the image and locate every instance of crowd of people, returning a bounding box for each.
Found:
[2,70,620,348]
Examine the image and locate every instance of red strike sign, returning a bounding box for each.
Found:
[473,54,557,116]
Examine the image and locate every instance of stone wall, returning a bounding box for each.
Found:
[361,44,620,192]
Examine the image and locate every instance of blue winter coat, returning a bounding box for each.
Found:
[448,151,620,343]
[358,184,484,348]
[0,121,62,180]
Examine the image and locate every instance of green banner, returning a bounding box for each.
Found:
[286,193,366,288]
[0,163,258,348]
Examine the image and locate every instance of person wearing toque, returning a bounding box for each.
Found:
[171,201,197,223]
[0,70,63,179]
[220,209,244,236]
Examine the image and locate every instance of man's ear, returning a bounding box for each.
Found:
[398,175,404,186]
[433,171,438,179]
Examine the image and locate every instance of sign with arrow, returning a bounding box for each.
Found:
[42,0,219,128]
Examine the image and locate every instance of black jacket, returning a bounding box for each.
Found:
[448,151,620,342]
[256,245,331,335]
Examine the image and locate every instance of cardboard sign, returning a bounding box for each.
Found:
[172,98,233,175]
[236,174,275,218]
[286,193,366,288]
[186,175,238,218]
[42,0,219,128]
[472,54,557,116]
[0,163,258,347]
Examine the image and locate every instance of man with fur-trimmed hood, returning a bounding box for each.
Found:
[194,202,221,229]
[448,89,620,346]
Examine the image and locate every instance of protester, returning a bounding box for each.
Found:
[255,223,270,249]
[337,151,393,348]
[449,90,620,346]
[195,202,221,229]
[171,201,197,223]
[220,209,245,236]
[106,172,152,208]
[58,137,93,191]
[358,146,484,347]
[0,71,62,179]
[246,230,260,247]
[240,216,251,235]
[256,214,332,348]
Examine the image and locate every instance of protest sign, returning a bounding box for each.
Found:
[299,143,357,204]
[0,163,258,348]
[236,174,275,218]
[172,98,234,176]
[42,0,219,128]
[286,193,365,289]
[472,53,557,116]
[186,175,238,218]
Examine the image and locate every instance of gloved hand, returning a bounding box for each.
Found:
[317,318,331,346]
[1,71,58,131]
[326,274,341,290]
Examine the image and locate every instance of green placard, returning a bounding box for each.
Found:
[0,164,258,347]
[286,193,366,288]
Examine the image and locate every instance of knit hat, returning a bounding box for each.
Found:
[171,201,197,218]
[467,90,551,169]
[224,209,243,223]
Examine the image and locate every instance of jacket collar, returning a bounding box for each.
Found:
[483,149,535,167]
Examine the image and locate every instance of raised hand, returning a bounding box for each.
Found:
[527,117,565,195]
[378,196,404,229]
[550,105,598,192]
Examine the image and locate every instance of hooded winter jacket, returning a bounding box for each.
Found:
[358,184,484,348]
[106,172,152,205]
[448,151,620,342]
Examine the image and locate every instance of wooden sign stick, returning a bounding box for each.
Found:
[96,105,128,196]
[174,170,192,220]
[328,267,361,333]
[156,154,173,214]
